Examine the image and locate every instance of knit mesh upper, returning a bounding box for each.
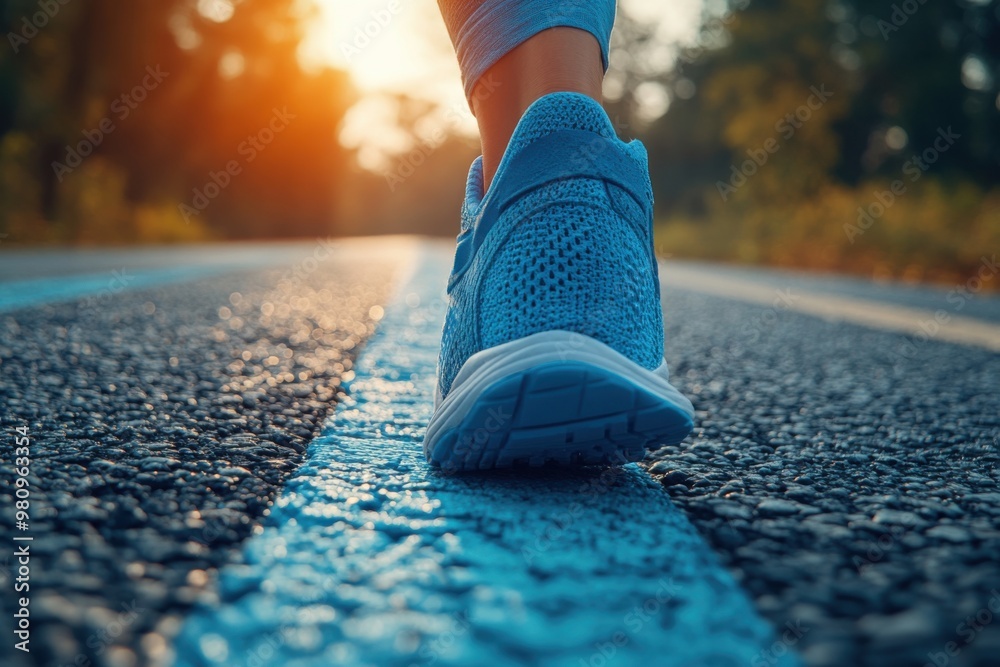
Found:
[438,93,664,400]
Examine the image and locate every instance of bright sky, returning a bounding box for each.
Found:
[298,0,707,169]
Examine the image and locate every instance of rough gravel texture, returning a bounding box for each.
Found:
[171,254,794,667]
[2,242,998,667]
[649,287,1000,667]
[0,256,395,667]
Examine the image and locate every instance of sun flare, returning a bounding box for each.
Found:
[296,0,706,170]
[298,1,472,168]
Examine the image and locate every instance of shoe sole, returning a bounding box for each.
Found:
[424,331,695,472]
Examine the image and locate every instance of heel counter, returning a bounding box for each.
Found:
[479,188,664,370]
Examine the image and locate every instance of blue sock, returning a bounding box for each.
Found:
[437,0,616,101]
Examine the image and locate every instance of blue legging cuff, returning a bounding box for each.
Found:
[438,0,616,101]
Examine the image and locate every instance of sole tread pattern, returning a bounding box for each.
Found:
[429,361,693,472]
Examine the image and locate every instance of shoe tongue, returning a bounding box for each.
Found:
[503,92,617,162]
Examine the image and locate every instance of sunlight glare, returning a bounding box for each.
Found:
[198,0,236,23]
[300,0,707,167]
[301,1,467,110]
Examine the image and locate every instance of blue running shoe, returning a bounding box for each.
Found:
[425,92,694,471]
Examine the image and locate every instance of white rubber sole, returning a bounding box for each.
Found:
[424,331,695,472]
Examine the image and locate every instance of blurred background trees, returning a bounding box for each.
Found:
[615,0,999,283]
[0,0,997,284]
[1,0,355,243]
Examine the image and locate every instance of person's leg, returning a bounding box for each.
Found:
[426,0,694,471]
[438,0,614,188]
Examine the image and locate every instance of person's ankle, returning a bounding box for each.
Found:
[471,27,604,190]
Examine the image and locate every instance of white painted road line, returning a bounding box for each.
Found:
[172,242,799,667]
[661,264,1000,352]
[0,266,236,312]
[0,238,391,312]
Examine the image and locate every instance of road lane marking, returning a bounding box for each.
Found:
[0,266,236,313]
[172,242,798,667]
[662,265,1000,352]
[0,237,399,313]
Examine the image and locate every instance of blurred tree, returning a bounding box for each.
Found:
[1,0,997,279]
[617,0,999,280]
[833,0,999,185]
[0,0,356,243]
[334,92,479,237]
[635,0,999,216]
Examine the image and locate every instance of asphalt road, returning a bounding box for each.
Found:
[1,238,998,667]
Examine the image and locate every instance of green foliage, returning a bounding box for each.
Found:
[0,0,355,244]
[0,0,996,285]
[637,0,999,284]
[659,179,1000,284]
